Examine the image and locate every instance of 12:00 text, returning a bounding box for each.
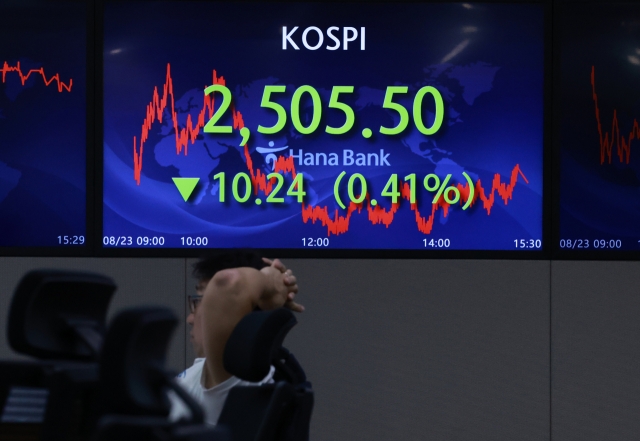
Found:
[302,238,329,247]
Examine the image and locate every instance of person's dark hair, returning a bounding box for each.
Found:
[192,249,268,281]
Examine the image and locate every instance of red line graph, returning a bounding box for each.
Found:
[133,64,230,185]
[300,165,527,235]
[591,65,640,164]
[133,63,528,236]
[0,61,72,92]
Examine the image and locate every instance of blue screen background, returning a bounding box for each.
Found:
[0,2,86,248]
[103,2,544,250]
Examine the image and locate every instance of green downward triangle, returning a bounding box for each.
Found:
[172,177,200,202]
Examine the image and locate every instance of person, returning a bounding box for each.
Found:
[169,250,304,426]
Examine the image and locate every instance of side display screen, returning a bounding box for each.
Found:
[0,1,87,249]
[557,2,640,253]
[103,2,544,252]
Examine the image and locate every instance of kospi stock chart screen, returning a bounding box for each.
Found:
[102,1,544,253]
[0,1,87,251]
[557,2,640,255]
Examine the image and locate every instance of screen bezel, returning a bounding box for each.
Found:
[0,0,95,257]
[95,0,552,259]
[551,0,640,260]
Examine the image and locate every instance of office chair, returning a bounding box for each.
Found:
[217,308,314,441]
[92,306,228,441]
[0,269,117,441]
[7,269,116,361]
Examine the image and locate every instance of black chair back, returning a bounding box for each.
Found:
[97,307,179,418]
[93,307,227,441]
[218,308,313,441]
[0,269,117,441]
[8,269,116,361]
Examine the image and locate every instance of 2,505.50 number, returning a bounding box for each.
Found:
[203,84,444,137]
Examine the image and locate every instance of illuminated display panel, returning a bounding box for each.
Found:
[102,1,545,254]
[0,1,88,252]
[556,1,640,256]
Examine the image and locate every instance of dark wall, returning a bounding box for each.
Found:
[552,261,640,441]
[0,257,636,441]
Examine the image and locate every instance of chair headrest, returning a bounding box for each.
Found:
[7,269,116,360]
[98,307,177,417]
[223,308,297,382]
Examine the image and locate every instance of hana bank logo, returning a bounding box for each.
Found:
[256,141,288,170]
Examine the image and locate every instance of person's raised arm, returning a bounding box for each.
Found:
[198,259,302,388]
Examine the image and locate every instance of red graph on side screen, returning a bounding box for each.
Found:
[592,66,640,165]
[132,63,528,236]
[0,61,72,92]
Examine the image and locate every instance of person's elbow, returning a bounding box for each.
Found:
[204,267,260,310]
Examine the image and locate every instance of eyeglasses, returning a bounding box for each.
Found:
[188,295,203,314]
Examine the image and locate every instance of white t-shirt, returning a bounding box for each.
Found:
[169,358,274,426]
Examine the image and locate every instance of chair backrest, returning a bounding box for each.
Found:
[1,269,117,441]
[223,308,297,382]
[93,307,224,441]
[8,269,116,361]
[97,306,181,417]
[218,308,314,441]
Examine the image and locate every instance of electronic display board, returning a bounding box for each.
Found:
[0,0,88,252]
[102,1,545,254]
[556,1,640,256]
